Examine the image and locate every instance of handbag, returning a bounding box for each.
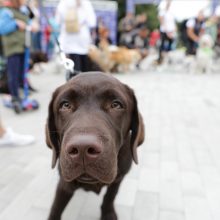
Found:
[65,7,80,33]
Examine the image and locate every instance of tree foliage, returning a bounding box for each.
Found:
[115,0,159,31]
[136,4,159,31]
[117,0,126,21]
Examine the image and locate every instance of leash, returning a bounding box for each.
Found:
[52,30,75,75]
[36,0,77,80]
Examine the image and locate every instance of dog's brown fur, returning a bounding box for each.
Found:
[46,72,144,220]
[88,46,141,73]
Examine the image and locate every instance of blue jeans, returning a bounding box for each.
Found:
[7,53,24,99]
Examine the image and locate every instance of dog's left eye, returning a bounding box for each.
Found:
[111,100,123,109]
[60,101,72,111]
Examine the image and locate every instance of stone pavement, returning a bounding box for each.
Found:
[0,63,220,220]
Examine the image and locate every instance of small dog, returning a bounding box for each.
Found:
[88,45,141,73]
[109,47,142,72]
[88,45,115,72]
[196,34,214,74]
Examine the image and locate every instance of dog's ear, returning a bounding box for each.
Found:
[45,89,60,169]
[129,88,145,164]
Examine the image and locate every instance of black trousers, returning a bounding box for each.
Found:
[68,54,90,72]
[158,32,174,62]
[7,53,24,99]
[186,39,198,55]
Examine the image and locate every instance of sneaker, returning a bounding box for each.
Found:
[0,128,35,146]
[12,100,22,114]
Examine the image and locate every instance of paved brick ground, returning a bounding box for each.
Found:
[0,63,220,220]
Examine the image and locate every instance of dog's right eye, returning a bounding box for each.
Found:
[59,101,72,111]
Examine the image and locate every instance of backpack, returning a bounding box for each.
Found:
[65,7,80,33]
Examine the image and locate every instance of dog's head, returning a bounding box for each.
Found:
[46,72,144,185]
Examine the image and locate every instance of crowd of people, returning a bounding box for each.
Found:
[117,0,220,67]
[118,12,149,67]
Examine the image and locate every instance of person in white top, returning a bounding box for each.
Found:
[186,10,205,55]
[157,0,176,64]
[56,0,96,73]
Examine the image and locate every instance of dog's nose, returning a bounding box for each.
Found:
[66,134,103,162]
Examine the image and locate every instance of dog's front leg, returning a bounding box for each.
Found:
[101,177,123,220]
[48,179,74,220]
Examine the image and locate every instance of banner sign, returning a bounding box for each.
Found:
[126,0,135,14]
[40,0,118,50]
[212,0,219,13]
[91,1,118,45]
[126,0,161,13]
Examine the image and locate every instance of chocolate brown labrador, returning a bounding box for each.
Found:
[46,72,145,220]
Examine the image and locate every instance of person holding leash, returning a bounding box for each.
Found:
[55,0,96,75]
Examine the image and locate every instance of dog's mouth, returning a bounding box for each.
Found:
[76,174,99,184]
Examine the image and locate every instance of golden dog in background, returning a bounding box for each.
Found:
[88,44,141,73]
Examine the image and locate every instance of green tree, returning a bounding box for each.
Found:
[136,4,159,31]
[115,0,159,31]
[117,0,126,21]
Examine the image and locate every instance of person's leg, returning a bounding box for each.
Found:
[186,39,196,56]
[167,36,174,52]
[65,54,82,80]
[158,32,166,63]
[7,54,24,113]
[81,55,90,72]
[18,53,25,89]
[31,32,42,52]
[192,41,198,55]
[186,39,191,55]
[68,54,82,72]
[0,118,6,138]
[7,54,20,99]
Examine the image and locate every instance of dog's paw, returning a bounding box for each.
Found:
[48,214,61,220]
[101,210,117,220]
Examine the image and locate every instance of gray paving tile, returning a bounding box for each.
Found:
[133,191,159,220]
[0,63,220,220]
[138,167,159,193]
[159,210,185,220]
[116,177,138,207]
[160,179,184,212]
[184,196,213,220]
[116,205,133,220]
[180,171,205,197]
[23,207,48,220]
